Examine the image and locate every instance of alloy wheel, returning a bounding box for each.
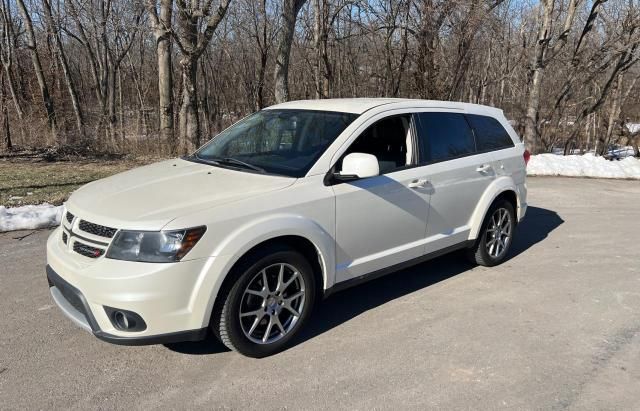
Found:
[485,207,512,259]
[239,263,306,344]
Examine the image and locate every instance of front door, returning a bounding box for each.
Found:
[332,114,430,282]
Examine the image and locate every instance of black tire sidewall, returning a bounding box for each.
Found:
[221,247,316,357]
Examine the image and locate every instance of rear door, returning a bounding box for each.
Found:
[465,114,518,179]
[414,111,496,253]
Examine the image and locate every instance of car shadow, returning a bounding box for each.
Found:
[291,205,564,349]
[165,206,563,356]
[164,329,230,355]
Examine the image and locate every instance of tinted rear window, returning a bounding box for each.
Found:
[416,112,476,163]
[466,114,514,151]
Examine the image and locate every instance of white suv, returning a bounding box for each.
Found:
[47,98,528,357]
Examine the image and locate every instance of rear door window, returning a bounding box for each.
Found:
[466,114,514,152]
[415,112,476,163]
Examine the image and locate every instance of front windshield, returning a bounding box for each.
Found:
[193,109,358,177]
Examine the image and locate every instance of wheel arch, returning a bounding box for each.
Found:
[468,177,519,241]
[197,216,334,327]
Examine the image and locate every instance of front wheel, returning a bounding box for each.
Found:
[212,245,316,358]
[467,200,516,267]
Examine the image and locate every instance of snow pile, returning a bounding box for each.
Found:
[528,153,640,179]
[0,204,63,232]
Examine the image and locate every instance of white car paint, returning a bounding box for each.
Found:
[47,98,527,342]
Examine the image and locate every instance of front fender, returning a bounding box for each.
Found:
[191,214,335,327]
[468,177,518,241]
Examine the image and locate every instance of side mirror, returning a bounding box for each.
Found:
[336,153,379,180]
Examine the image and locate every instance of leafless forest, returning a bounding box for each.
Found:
[0,0,639,156]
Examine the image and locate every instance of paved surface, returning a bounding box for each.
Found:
[1,177,640,410]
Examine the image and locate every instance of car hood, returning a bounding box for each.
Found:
[65,158,295,230]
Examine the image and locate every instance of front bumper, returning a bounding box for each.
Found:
[46,227,216,345]
[47,265,207,345]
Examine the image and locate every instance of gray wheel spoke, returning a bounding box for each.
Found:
[261,269,270,293]
[248,314,263,335]
[283,303,300,317]
[273,315,285,334]
[282,271,299,290]
[285,290,304,304]
[262,317,274,343]
[276,264,285,292]
[240,309,263,318]
[245,288,267,299]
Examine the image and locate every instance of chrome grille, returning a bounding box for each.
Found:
[73,242,105,258]
[78,220,117,239]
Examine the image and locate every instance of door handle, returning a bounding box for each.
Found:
[408,178,428,189]
[476,164,492,173]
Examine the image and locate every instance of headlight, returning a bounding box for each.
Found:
[106,226,206,263]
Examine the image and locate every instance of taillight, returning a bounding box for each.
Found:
[523,149,531,166]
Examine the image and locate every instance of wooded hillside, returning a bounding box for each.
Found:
[1,0,639,156]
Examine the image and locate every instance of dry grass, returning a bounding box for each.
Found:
[0,157,163,207]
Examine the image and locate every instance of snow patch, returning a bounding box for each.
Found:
[626,123,640,134]
[0,204,63,232]
[528,153,640,179]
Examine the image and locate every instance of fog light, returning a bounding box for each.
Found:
[113,311,129,329]
[104,306,147,332]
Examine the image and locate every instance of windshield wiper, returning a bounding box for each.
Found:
[186,155,222,166]
[215,157,266,173]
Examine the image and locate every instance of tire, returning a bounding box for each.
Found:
[211,244,316,358]
[467,199,516,267]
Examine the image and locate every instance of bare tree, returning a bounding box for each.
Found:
[0,0,24,122]
[523,0,581,153]
[274,0,306,103]
[16,0,57,140]
[146,0,175,143]
[173,0,232,153]
[42,0,85,140]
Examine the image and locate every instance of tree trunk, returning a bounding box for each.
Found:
[178,57,198,154]
[155,0,174,143]
[604,74,623,153]
[107,64,117,143]
[16,0,57,141]
[1,66,23,121]
[1,70,11,151]
[42,0,84,141]
[274,0,306,103]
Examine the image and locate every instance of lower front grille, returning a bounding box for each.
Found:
[73,242,105,258]
[46,266,98,332]
[62,232,68,244]
[49,274,87,319]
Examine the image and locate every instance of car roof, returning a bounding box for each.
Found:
[265,98,503,116]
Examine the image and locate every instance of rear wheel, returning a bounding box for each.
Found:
[212,245,316,358]
[467,199,515,267]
